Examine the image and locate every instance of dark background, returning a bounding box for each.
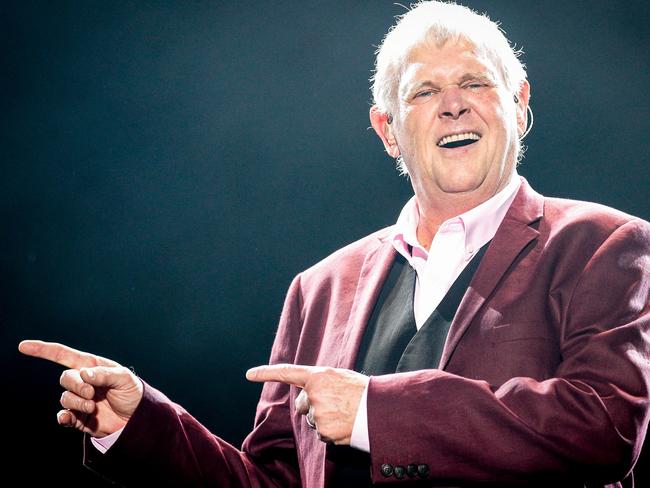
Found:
[3,1,649,485]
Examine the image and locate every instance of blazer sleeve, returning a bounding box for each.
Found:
[366,218,650,485]
[83,275,305,488]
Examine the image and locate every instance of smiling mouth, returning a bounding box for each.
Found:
[437,132,481,149]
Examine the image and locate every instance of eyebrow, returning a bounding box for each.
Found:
[404,72,496,96]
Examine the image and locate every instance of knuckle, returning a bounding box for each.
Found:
[312,367,336,383]
[54,350,65,364]
[79,397,90,412]
[118,365,134,377]
[306,369,325,385]
[111,365,128,380]
[80,383,93,399]
[60,391,87,412]
[317,425,333,441]
[313,366,329,377]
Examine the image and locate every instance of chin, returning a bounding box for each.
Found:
[437,173,486,195]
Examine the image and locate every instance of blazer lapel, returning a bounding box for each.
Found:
[439,179,544,369]
[336,237,397,370]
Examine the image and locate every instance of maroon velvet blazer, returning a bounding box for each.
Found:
[84,179,650,487]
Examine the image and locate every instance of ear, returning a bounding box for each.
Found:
[369,106,400,158]
[515,80,531,137]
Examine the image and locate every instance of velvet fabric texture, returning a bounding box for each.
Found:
[84,179,650,487]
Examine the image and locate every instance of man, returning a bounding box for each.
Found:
[19,1,650,486]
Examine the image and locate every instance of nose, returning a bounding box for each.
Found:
[438,86,470,120]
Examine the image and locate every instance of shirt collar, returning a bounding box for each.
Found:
[391,173,521,260]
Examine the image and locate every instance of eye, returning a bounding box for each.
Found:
[462,80,490,90]
[414,90,434,99]
[410,88,439,104]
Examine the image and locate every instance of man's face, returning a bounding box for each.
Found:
[380,39,527,207]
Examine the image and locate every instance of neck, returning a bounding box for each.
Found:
[415,196,477,250]
[414,177,514,250]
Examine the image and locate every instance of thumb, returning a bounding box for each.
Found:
[80,366,137,390]
[79,365,143,421]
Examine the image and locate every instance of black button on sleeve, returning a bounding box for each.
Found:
[394,465,406,479]
[380,463,394,478]
[406,463,418,478]
[417,463,430,479]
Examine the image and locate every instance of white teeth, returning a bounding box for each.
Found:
[437,132,481,147]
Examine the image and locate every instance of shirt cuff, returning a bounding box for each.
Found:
[90,427,124,454]
[349,382,370,452]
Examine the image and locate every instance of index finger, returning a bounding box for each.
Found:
[18,340,113,369]
[246,364,317,387]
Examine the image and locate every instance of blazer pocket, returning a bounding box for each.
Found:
[487,322,560,382]
[489,322,555,344]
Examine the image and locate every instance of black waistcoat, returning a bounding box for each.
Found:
[326,244,489,486]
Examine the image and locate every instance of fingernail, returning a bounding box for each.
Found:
[85,368,94,378]
[57,411,70,426]
[245,368,257,380]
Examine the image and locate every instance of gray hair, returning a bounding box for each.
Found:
[371,1,527,116]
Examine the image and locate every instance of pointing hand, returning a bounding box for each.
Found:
[247,364,368,445]
[19,340,143,438]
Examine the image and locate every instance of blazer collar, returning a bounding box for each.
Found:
[335,236,396,369]
[335,177,545,371]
